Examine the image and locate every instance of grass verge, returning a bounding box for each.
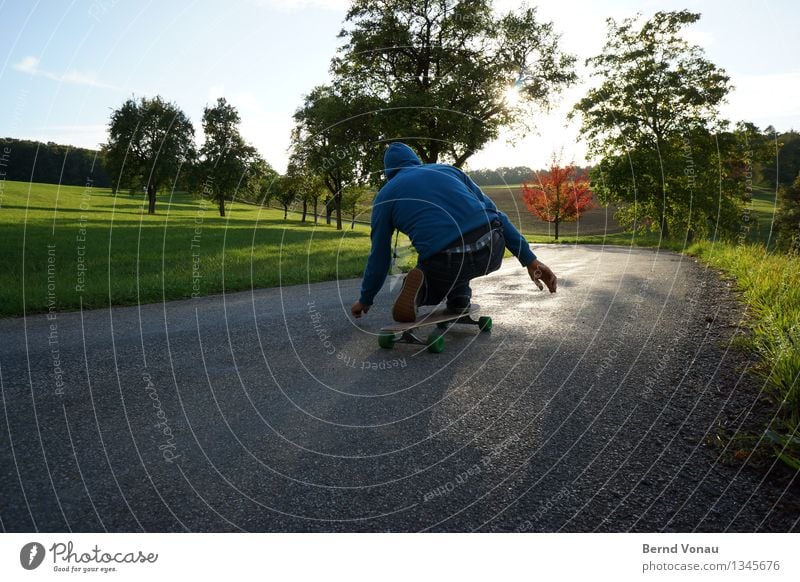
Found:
[686,240,800,468]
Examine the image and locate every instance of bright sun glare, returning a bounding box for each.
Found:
[503,85,521,106]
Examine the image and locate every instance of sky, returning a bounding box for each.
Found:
[0,0,798,173]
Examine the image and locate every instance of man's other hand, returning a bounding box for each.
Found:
[527,260,557,293]
[351,301,371,318]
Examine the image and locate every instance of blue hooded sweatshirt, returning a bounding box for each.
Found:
[358,142,536,305]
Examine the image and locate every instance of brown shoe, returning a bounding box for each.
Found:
[392,268,424,322]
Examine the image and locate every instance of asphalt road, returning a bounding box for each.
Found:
[1,245,797,532]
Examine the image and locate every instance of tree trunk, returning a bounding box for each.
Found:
[313,199,318,224]
[326,197,333,225]
[147,184,156,214]
[218,196,225,217]
[655,137,670,240]
[453,149,473,168]
[553,186,560,240]
[427,141,440,164]
[301,200,307,222]
[335,193,342,230]
[284,205,288,220]
[351,213,356,229]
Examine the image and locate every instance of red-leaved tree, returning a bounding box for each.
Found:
[522,154,594,240]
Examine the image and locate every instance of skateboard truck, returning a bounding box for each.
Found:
[378,305,492,353]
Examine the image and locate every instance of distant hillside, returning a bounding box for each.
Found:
[467,166,535,186]
[0,137,111,187]
[467,164,592,186]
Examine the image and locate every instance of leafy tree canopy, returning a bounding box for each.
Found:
[199,97,263,216]
[332,0,576,167]
[574,10,731,157]
[291,85,380,229]
[103,95,195,195]
[775,175,800,252]
[521,154,594,240]
[572,10,739,239]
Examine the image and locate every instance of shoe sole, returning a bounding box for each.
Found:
[392,268,424,323]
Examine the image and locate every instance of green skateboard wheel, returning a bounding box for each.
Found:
[478,316,493,332]
[427,332,445,353]
[378,332,396,349]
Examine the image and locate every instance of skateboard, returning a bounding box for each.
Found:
[378,304,492,353]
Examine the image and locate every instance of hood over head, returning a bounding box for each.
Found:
[383,142,422,180]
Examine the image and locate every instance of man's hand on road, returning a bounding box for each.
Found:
[351,301,370,318]
[527,260,557,293]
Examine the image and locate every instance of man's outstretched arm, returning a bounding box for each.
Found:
[352,202,393,318]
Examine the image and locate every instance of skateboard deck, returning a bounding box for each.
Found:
[378,304,491,353]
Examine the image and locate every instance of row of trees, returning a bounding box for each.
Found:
[288,3,800,244]
[768,131,800,188]
[103,0,578,227]
[468,165,591,186]
[101,94,389,226]
[469,166,535,186]
[83,3,800,246]
[288,0,578,230]
[103,95,279,217]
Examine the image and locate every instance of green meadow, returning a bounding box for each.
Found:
[0,180,375,317]
[748,185,780,247]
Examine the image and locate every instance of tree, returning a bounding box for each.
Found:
[521,154,594,240]
[290,165,326,223]
[276,175,299,220]
[243,157,279,207]
[291,86,377,230]
[332,0,576,167]
[572,11,732,239]
[104,96,195,213]
[341,184,373,229]
[302,174,326,224]
[765,131,800,188]
[199,98,258,217]
[775,176,800,252]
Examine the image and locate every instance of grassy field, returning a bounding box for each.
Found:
[0,180,376,317]
[748,185,780,247]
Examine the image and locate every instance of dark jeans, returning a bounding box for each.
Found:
[417,227,505,309]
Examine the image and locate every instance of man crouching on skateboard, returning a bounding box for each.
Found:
[351,142,557,322]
